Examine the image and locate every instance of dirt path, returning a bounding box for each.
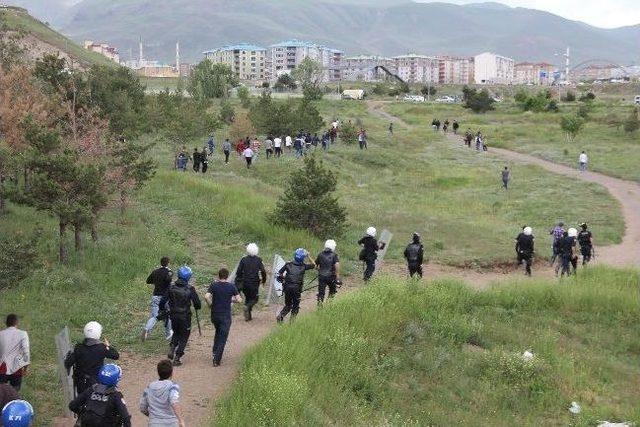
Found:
[367,100,640,268]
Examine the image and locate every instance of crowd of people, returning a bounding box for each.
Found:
[515,222,595,277]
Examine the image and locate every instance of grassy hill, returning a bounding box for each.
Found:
[0,5,115,67]
[214,267,640,425]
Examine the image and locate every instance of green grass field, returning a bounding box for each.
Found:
[387,100,640,182]
[214,267,640,426]
[0,6,116,68]
[0,97,628,424]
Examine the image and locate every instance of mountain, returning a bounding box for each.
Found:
[6,0,640,66]
[0,5,116,67]
[1,0,82,24]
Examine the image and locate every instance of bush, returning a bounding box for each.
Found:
[546,99,559,113]
[560,114,584,142]
[339,121,359,144]
[229,110,256,142]
[237,85,251,108]
[623,107,640,133]
[0,230,40,290]
[579,92,596,102]
[463,88,496,113]
[219,100,235,124]
[372,84,388,96]
[270,155,347,238]
[420,85,437,96]
[576,102,592,120]
[561,91,576,102]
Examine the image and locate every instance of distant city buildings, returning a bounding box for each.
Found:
[83,40,119,63]
[573,64,618,81]
[437,56,475,85]
[394,54,439,84]
[203,44,266,81]
[515,62,555,85]
[342,55,396,82]
[474,52,515,85]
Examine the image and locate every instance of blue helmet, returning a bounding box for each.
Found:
[2,400,34,427]
[294,248,306,263]
[177,266,193,281]
[98,364,122,387]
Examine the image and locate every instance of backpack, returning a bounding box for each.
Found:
[578,231,591,247]
[406,244,421,263]
[169,284,191,316]
[80,385,119,427]
[283,262,306,289]
[317,251,337,278]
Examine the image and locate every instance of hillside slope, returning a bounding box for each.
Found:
[50,0,640,64]
[0,6,115,67]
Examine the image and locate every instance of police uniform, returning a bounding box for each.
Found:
[515,233,535,276]
[277,261,315,321]
[235,255,267,320]
[168,279,201,362]
[64,340,120,395]
[358,236,383,281]
[69,383,131,427]
[577,229,593,265]
[315,249,339,302]
[404,242,424,278]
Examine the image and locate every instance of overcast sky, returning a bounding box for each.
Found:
[421,0,640,28]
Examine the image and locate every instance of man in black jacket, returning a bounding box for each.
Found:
[358,227,386,282]
[142,257,173,342]
[404,233,424,279]
[69,364,131,427]
[235,243,267,321]
[64,321,120,395]
[515,226,535,276]
[315,240,341,306]
[167,266,201,366]
[577,223,594,265]
[277,249,316,323]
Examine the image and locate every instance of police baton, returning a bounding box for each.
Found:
[195,309,202,337]
[301,275,319,293]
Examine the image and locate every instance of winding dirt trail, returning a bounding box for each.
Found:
[367,100,640,268]
[56,102,639,427]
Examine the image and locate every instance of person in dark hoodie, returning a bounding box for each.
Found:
[277,249,316,323]
[167,266,201,367]
[515,226,535,276]
[192,148,201,173]
[69,364,131,427]
[404,233,425,279]
[64,321,120,395]
[235,243,267,322]
[315,240,341,306]
[358,227,386,282]
[139,359,185,427]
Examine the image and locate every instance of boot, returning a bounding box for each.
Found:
[167,344,175,360]
[276,314,284,324]
[243,306,250,322]
[172,358,182,367]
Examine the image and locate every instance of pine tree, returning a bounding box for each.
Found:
[271,155,347,238]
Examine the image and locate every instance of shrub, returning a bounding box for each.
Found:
[219,100,235,124]
[576,102,592,120]
[579,92,596,102]
[561,91,576,102]
[372,84,388,96]
[560,114,584,142]
[463,88,496,113]
[339,121,359,144]
[546,99,559,113]
[0,230,40,290]
[270,155,347,238]
[420,85,437,96]
[237,85,251,108]
[623,107,640,133]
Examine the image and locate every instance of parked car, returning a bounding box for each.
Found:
[404,94,425,103]
[435,96,456,103]
[634,95,640,105]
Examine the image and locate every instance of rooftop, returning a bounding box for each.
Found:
[202,43,266,54]
[270,39,318,48]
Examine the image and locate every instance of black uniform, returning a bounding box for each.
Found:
[64,339,120,395]
[69,383,131,427]
[315,249,339,302]
[192,150,201,172]
[358,236,384,281]
[404,242,424,278]
[146,266,173,297]
[577,230,593,265]
[168,279,201,362]
[559,235,576,276]
[235,255,267,320]
[515,233,535,276]
[277,261,315,321]
[201,151,209,174]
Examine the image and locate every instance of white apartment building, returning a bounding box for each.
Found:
[83,40,119,63]
[393,54,439,84]
[267,40,342,82]
[437,56,474,85]
[342,55,396,81]
[203,44,267,81]
[474,52,515,84]
[514,62,556,85]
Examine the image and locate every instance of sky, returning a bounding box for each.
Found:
[421,0,640,28]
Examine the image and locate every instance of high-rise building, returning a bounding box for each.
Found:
[393,54,439,84]
[203,43,267,81]
[267,40,342,82]
[437,56,474,85]
[83,40,120,63]
[514,62,556,85]
[474,52,515,84]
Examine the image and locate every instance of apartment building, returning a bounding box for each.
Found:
[266,40,343,82]
[393,54,439,84]
[437,56,474,85]
[474,52,515,84]
[203,43,267,81]
[320,47,344,81]
[514,62,556,85]
[573,64,618,81]
[83,40,120,63]
[342,55,396,81]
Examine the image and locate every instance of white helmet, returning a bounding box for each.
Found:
[568,228,578,238]
[523,226,532,236]
[84,321,102,340]
[366,227,377,237]
[246,243,259,256]
[324,239,337,251]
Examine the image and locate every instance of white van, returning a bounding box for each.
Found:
[342,89,365,100]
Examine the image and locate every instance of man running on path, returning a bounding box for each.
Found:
[358,227,386,282]
[277,249,316,323]
[404,233,424,279]
[142,257,173,342]
[577,223,594,265]
[235,243,267,321]
[315,240,341,306]
[205,268,242,366]
[167,266,201,366]
[515,226,535,276]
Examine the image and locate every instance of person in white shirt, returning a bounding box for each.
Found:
[273,136,283,158]
[242,147,254,169]
[0,314,30,391]
[578,151,588,171]
[285,135,292,152]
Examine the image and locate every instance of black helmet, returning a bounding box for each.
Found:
[412,232,420,243]
[580,222,587,229]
